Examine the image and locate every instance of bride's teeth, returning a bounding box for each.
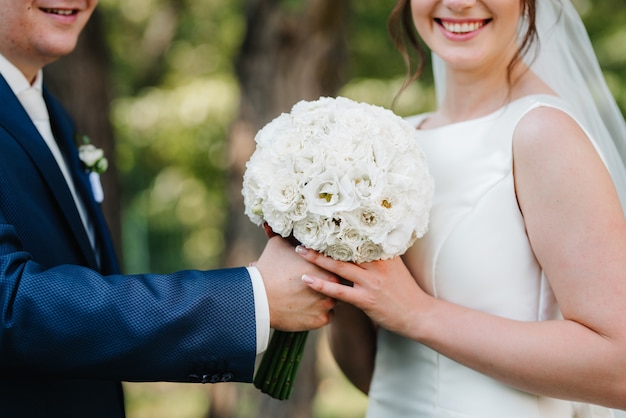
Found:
[442,20,485,34]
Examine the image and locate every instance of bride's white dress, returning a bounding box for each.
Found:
[365,95,615,418]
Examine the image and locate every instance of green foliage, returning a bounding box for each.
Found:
[111,76,239,273]
[100,0,245,273]
[347,1,404,80]
[577,0,626,114]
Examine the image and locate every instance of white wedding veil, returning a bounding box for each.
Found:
[432,0,626,214]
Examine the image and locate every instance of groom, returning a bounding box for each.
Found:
[0,1,334,416]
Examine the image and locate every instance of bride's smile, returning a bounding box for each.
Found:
[436,18,491,36]
[410,0,521,73]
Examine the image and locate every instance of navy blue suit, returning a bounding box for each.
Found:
[0,75,257,417]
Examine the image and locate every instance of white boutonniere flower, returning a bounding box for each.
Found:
[78,136,108,175]
[78,136,108,203]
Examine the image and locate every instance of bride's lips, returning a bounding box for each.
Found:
[435,18,492,40]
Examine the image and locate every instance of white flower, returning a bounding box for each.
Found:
[267,174,302,214]
[302,168,358,218]
[77,136,108,203]
[292,215,335,251]
[325,242,356,262]
[262,205,293,237]
[79,144,103,166]
[78,137,108,175]
[357,240,385,262]
[242,96,434,263]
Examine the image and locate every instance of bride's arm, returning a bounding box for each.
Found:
[295,107,626,409]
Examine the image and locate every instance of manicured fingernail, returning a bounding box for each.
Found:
[301,275,314,284]
[295,245,308,255]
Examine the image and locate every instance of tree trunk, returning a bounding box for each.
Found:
[215,0,350,417]
[44,10,122,264]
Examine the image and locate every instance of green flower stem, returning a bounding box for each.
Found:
[256,330,286,391]
[266,332,293,394]
[280,331,309,400]
[255,330,288,393]
[254,330,309,400]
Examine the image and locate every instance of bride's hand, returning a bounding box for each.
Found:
[296,246,431,337]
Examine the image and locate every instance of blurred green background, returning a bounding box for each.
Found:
[47,0,626,416]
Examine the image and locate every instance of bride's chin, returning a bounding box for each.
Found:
[436,50,507,76]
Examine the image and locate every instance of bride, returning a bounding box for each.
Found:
[297,0,626,416]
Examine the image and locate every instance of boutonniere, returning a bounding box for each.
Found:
[77,135,108,203]
[78,135,108,175]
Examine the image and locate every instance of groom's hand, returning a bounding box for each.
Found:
[255,236,336,331]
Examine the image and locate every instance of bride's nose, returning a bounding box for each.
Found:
[441,0,476,12]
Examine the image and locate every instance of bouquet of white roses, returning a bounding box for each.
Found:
[242,96,434,399]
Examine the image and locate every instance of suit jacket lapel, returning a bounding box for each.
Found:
[0,75,99,269]
[44,88,120,275]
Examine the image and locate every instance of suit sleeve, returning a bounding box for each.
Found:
[0,212,257,384]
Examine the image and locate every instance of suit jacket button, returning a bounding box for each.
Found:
[187,374,201,383]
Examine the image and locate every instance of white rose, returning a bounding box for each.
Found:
[357,241,385,263]
[293,215,332,251]
[346,166,384,202]
[254,113,291,147]
[262,205,293,237]
[267,173,302,213]
[79,144,104,167]
[383,224,417,256]
[302,168,358,217]
[334,224,364,249]
[343,204,389,243]
[325,241,356,262]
